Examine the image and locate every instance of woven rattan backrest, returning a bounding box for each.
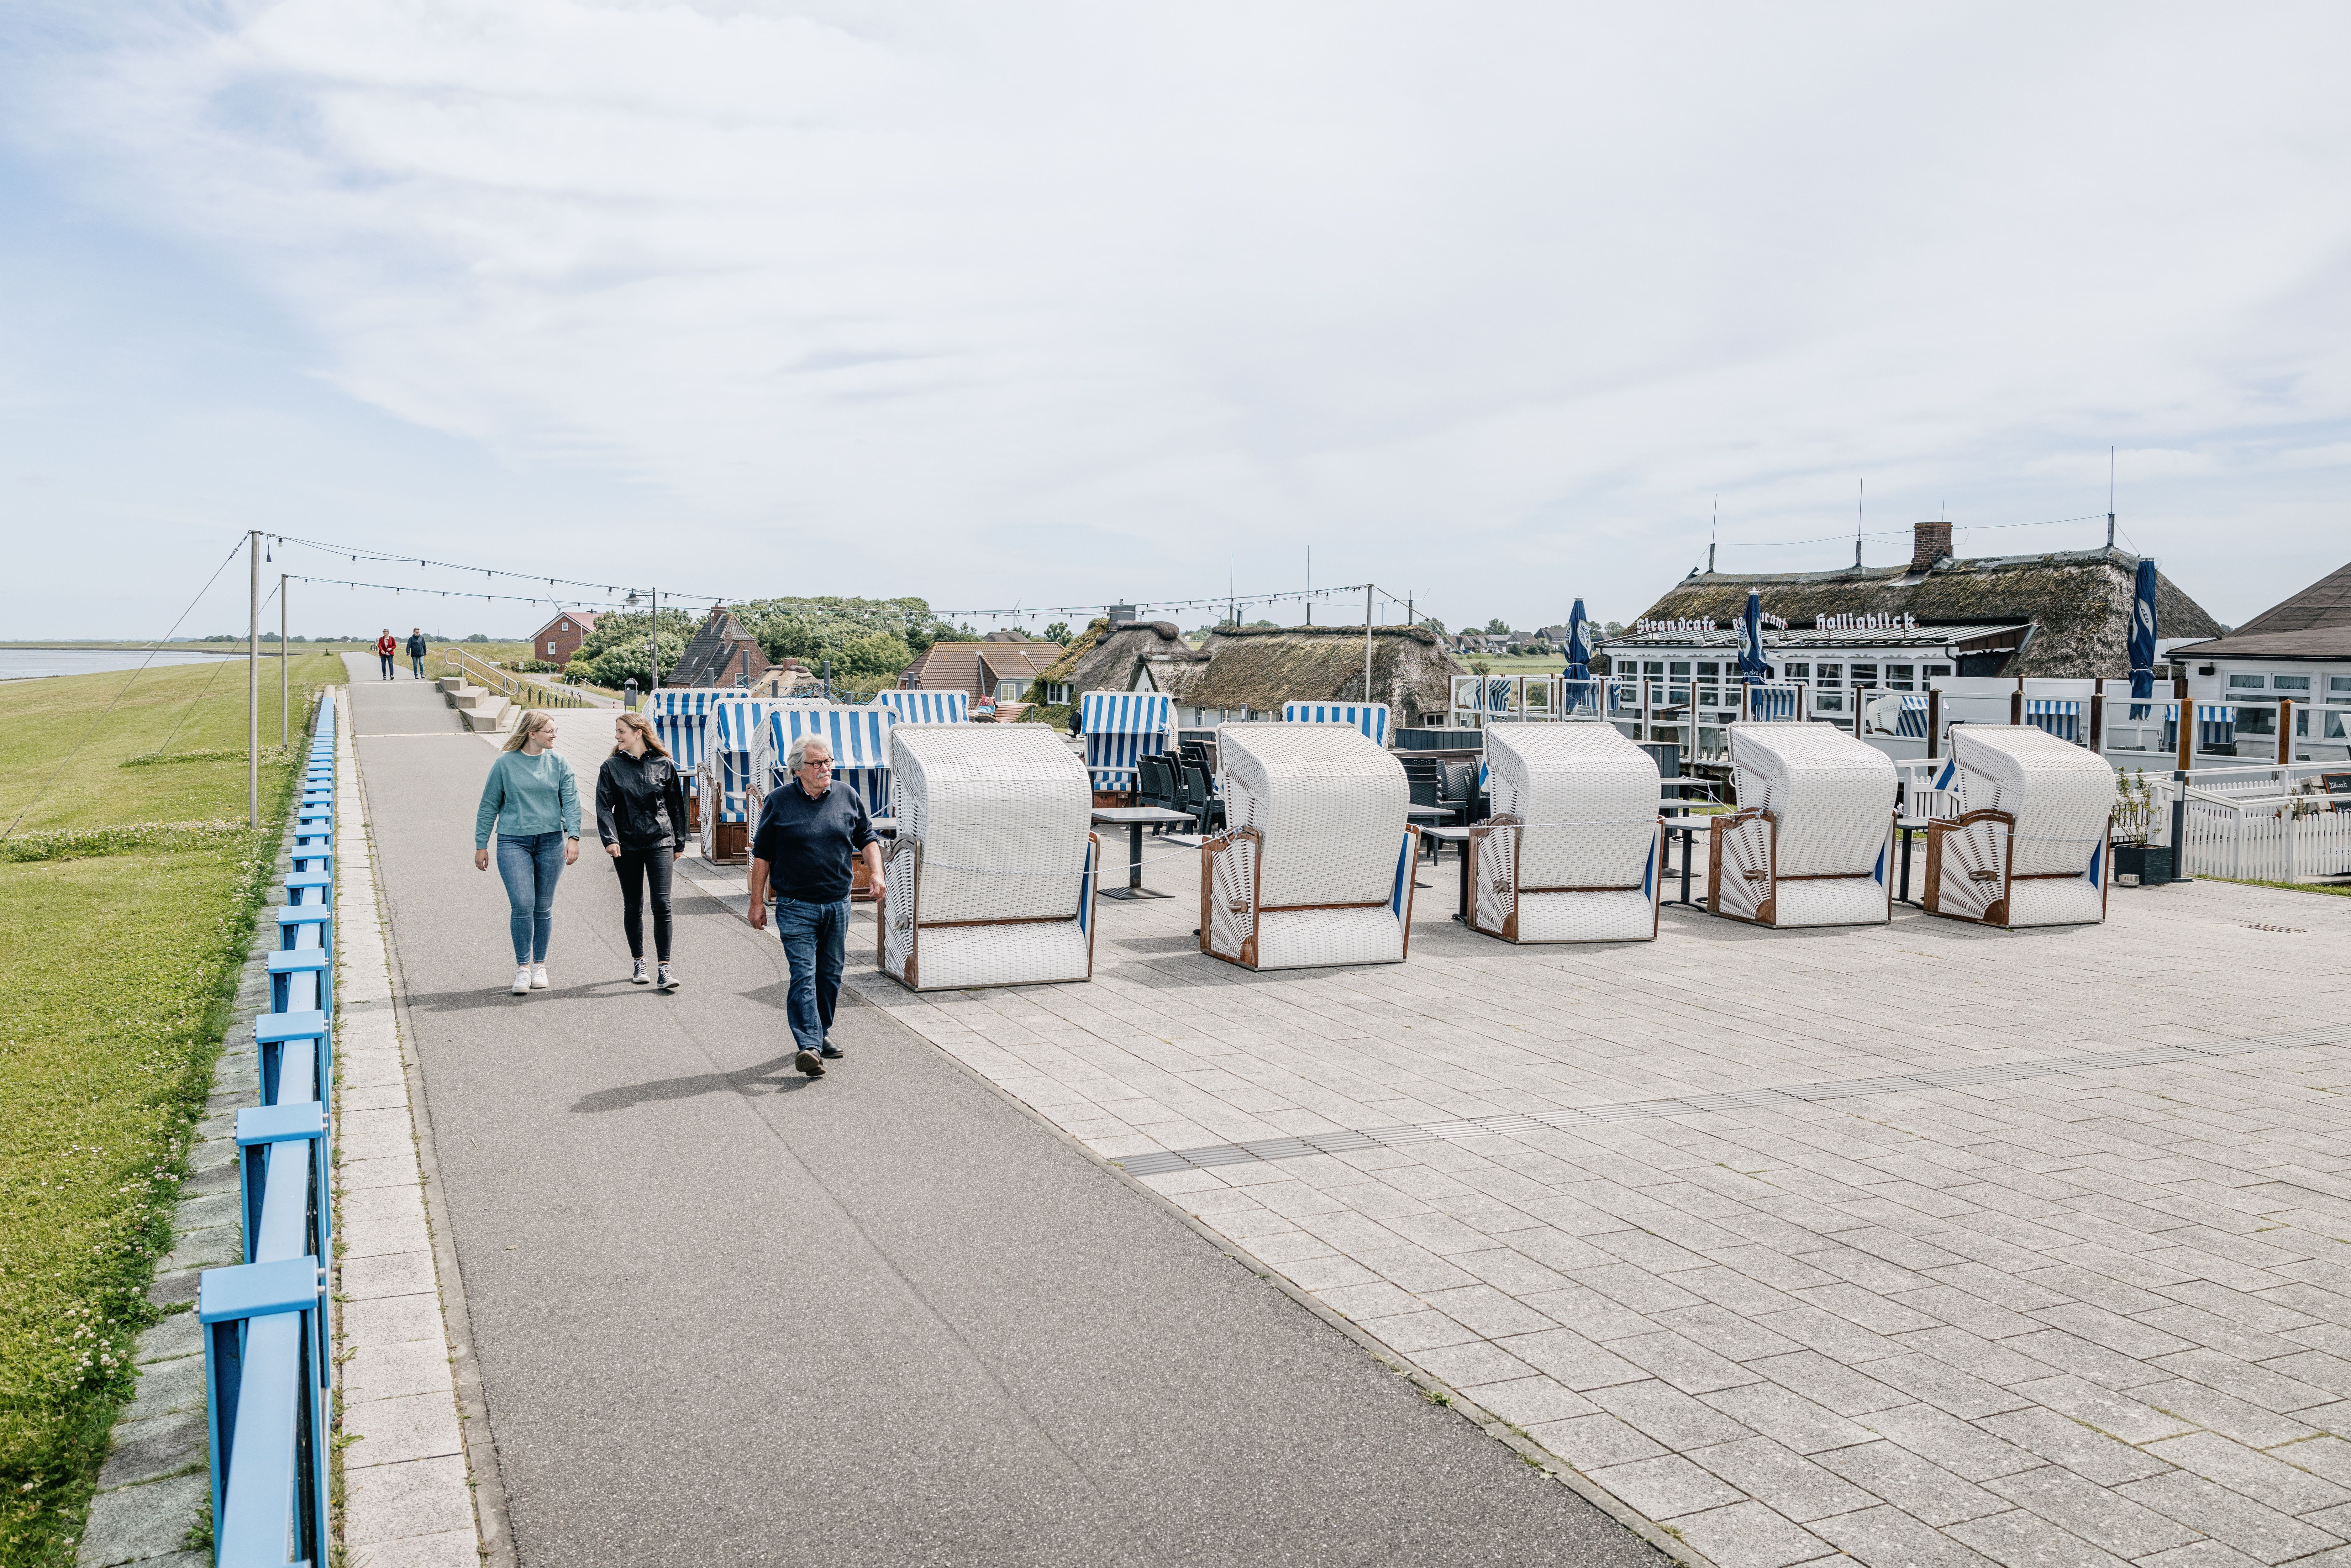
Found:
[1949,726,2117,876]
[1486,724,1657,887]
[1218,723,1406,907]
[1727,723,1896,876]
[891,725,1093,922]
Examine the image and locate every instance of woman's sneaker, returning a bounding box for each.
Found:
[511,967,532,995]
[631,959,651,985]
[530,965,550,990]
[657,964,679,992]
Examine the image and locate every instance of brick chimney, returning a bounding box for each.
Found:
[1910,520,1953,572]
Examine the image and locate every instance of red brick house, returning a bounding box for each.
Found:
[528,609,598,665]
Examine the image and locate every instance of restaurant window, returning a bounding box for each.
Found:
[1815,690,1845,711]
[1815,664,1843,682]
[1669,662,1692,676]
[2273,674,2310,691]
[1885,663,1915,691]
[1643,661,1665,676]
[1697,662,1719,677]
[1924,664,1952,680]
[2236,706,2276,736]
[1784,662,1810,678]
[2331,676,2351,694]
[1848,664,1879,687]
[2228,673,2266,689]
[2328,712,2348,740]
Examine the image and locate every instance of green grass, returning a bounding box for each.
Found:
[2214,878,2351,898]
[0,659,318,1565]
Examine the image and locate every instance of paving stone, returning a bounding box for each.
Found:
[342,1454,477,1546]
[1813,1439,2006,1527]
[1455,1374,1599,1429]
[343,1389,465,1469]
[1858,1402,2040,1482]
[77,1471,208,1568]
[1981,1463,2202,1558]
[348,1528,482,1568]
[1688,1436,1875,1523]
[1814,1503,2000,1567]
[2143,1431,2351,1516]
[2116,1470,2343,1565]
[1943,1505,2133,1568]
[1527,1412,1668,1470]
[1702,1381,1878,1455]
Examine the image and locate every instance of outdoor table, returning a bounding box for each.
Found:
[1091,806,1195,900]
[1423,825,1474,920]
[1894,815,1930,905]
[1406,804,1450,872]
[1660,812,1711,908]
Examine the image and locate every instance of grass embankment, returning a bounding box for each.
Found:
[0,654,335,1566]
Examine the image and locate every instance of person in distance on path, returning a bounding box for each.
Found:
[597,712,688,992]
[746,734,879,1078]
[375,628,398,681]
[474,710,581,995]
[406,627,428,680]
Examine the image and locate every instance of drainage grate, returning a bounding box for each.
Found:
[1112,1028,2351,1180]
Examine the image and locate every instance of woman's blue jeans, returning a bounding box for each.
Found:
[495,831,566,964]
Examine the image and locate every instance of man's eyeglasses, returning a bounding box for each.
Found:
[798,758,834,771]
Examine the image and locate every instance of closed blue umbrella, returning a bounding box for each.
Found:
[2128,558,2159,716]
[1565,599,1590,683]
[1737,590,1773,682]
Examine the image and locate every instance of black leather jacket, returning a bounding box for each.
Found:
[595,750,688,851]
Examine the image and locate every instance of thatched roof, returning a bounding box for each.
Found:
[1177,625,1461,720]
[2170,560,2351,661]
[1627,547,2220,678]
[1036,618,1204,691]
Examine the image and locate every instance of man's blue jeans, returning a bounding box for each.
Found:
[775,896,849,1053]
[495,831,566,964]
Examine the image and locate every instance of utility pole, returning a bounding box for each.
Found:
[649,586,660,698]
[280,573,289,750]
[247,531,261,827]
[1364,584,1374,706]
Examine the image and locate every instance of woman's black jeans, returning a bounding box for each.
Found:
[614,843,675,961]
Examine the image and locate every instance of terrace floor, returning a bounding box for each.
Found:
[778,836,2351,1568]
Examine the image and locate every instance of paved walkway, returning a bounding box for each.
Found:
[341,668,1658,1566]
[834,807,2351,1568]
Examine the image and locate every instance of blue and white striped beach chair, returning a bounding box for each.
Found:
[1279,702,1390,746]
[873,689,969,725]
[1080,692,1171,793]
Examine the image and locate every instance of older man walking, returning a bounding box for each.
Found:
[747,734,880,1078]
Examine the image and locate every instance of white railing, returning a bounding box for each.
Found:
[2181,789,2351,881]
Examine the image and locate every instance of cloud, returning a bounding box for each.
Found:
[7,0,2351,627]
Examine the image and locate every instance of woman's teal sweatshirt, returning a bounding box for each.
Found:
[475,749,582,848]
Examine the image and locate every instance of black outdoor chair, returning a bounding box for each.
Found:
[1178,763,1225,834]
[1138,756,1179,828]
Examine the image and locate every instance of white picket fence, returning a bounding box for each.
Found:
[2181,792,2351,881]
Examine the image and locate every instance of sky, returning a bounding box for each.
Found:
[3,1,2348,641]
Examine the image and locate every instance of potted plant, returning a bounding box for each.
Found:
[2110,769,2173,886]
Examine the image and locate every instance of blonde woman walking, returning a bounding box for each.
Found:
[474,710,581,995]
[596,712,689,991]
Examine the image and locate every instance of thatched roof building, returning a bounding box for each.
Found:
[1621,522,2220,679]
[1033,619,1204,703]
[1165,625,1461,726]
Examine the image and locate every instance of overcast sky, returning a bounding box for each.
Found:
[4,1,2348,640]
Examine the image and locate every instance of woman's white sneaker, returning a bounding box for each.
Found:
[511,967,532,995]
[530,965,550,990]
[657,963,679,992]
[631,959,651,985]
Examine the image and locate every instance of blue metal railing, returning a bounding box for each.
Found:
[198,694,337,1566]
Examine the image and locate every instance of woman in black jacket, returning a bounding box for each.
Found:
[597,712,690,990]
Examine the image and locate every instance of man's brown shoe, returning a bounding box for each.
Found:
[795,1050,825,1077]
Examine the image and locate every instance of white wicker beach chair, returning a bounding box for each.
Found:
[1201,723,1417,971]
[1922,726,2115,928]
[1469,724,1662,944]
[879,725,1100,991]
[1709,723,1896,928]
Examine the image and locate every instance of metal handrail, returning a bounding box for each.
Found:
[438,646,610,710]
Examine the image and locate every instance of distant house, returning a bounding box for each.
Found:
[528,609,598,665]
[898,635,1064,702]
[666,607,771,688]
[2168,559,2351,759]
[1161,626,1461,728]
[1609,521,2222,716]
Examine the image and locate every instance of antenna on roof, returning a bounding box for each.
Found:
[2106,446,2116,549]
[1709,496,1717,573]
[1854,479,1865,568]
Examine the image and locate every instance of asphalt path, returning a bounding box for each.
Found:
[346,669,1661,1567]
